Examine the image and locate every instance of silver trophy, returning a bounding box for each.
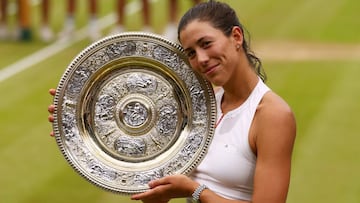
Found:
[52,32,216,194]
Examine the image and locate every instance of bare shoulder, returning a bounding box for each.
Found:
[250,91,296,154]
[258,91,295,124]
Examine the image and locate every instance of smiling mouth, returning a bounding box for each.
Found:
[203,64,219,75]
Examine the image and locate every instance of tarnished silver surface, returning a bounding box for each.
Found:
[52,32,216,194]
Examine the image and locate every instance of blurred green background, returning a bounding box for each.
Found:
[0,0,359,202]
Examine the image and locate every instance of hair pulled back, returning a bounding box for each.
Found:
[178,0,266,82]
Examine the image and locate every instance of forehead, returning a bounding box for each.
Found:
[179,20,222,47]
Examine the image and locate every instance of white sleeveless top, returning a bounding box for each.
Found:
[188,79,270,201]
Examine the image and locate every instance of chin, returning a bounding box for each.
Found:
[209,79,224,87]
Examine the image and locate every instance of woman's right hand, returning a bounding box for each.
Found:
[48,88,56,137]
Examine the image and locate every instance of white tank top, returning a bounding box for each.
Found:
[188,79,270,201]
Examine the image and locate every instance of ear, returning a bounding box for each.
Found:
[231,26,244,46]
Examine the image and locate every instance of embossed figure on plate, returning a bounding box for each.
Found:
[122,102,148,127]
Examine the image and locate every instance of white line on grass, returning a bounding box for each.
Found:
[0,0,158,83]
[0,13,115,83]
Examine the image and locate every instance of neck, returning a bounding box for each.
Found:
[221,66,259,114]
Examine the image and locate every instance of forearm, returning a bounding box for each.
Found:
[198,188,251,203]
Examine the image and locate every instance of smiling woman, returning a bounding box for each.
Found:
[2,0,360,202]
[45,2,296,202]
[130,1,296,203]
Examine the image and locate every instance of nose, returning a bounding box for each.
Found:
[196,49,209,66]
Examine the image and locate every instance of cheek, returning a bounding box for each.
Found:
[189,60,200,72]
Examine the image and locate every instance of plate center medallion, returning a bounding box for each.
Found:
[122,101,148,128]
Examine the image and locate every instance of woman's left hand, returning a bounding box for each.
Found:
[130,174,199,203]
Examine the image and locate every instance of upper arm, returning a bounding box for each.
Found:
[251,92,296,203]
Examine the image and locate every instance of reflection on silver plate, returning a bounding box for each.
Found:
[52,32,216,194]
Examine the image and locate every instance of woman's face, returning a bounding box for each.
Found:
[179,20,241,86]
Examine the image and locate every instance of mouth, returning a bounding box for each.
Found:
[203,64,219,75]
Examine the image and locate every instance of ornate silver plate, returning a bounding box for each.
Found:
[52,32,216,194]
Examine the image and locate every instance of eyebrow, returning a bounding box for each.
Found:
[183,37,206,53]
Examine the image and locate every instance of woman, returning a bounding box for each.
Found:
[48,1,296,202]
[129,1,296,203]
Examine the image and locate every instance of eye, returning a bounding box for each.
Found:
[186,50,196,59]
[201,41,211,48]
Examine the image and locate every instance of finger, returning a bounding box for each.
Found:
[48,105,55,113]
[130,194,140,200]
[148,176,172,188]
[49,88,56,96]
[48,115,54,123]
[50,131,54,137]
[131,190,153,200]
[131,185,169,200]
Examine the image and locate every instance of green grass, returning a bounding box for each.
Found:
[229,0,360,43]
[1,0,360,203]
[240,60,360,203]
[265,61,360,203]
